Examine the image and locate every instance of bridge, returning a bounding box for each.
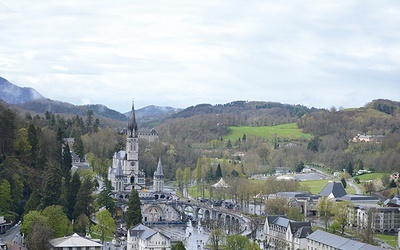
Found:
[140,199,253,236]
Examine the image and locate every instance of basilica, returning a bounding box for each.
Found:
[108,103,164,199]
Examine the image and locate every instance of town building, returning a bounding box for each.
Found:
[306,230,382,250]
[275,192,319,216]
[264,215,312,250]
[348,205,400,233]
[49,233,103,250]
[127,224,171,250]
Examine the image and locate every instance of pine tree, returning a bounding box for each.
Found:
[215,164,222,179]
[126,189,142,228]
[0,179,12,214]
[98,180,115,216]
[41,162,62,209]
[72,177,93,219]
[73,132,85,161]
[62,143,72,178]
[67,171,81,219]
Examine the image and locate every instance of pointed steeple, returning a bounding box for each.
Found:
[127,101,138,137]
[154,158,164,179]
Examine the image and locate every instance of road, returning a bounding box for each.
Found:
[0,223,27,249]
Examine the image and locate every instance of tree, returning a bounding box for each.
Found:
[226,139,232,148]
[73,132,85,161]
[10,173,24,214]
[172,241,186,250]
[307,137,319,152]
[340,177,347,189]
[256,145,269,165]
[98,179,116,215]
[24,189,41,214]
[27,124,39,165]
[363,181,375,195]
[175,168,184,195]
[42,205,70,237]
[74,213,90,235]
[21,210,44,236]
[62,143,72,178]
[208,228,225,250]
[206,166,214,182]
[41,161,63,208]
[0,179,12,215]
[333,201,349,235]
[359,207,376,245]
[295,161,305,173]
[183,167,191,197]
[286,207,305,221]
[215,164,222,179]
[317,197,334,231]
[91,209,115,243]
[72,177,93,219]
[126,189,142,228]
[65,171,81,219]
[13,128,32,162]
[225,234,250,250]
[26,215,54,250]
[264,197,289,215]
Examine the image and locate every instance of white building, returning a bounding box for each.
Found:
[264,215,312,250]
[127,224,171,250]
[49,233,103,250]
[108,103,145,197]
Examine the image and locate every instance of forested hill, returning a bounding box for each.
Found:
[299,99,400,137]
[170,101,323,120]
[157,101,324,142]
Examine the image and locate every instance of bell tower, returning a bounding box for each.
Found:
[126,102,139,185]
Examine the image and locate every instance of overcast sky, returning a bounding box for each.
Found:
[0,1,399,112]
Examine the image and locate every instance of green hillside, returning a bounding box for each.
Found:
[224,123,312,141]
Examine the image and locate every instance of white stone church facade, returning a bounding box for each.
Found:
[108,103,164,199]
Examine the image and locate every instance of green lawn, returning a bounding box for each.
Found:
[355,172,387,182]
[375,233,397,248]
[224,123,312,141]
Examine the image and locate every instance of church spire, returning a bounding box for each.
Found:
[154,158,164,178]
[127,101,138,138]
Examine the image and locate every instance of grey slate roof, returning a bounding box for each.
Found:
[319,181,347,198]
[130,224,170,241]
[116,159,123,177]
[266,215,313,238]
[307,230,383,250]
[338,194,380,202]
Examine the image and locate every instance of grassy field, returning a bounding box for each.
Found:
[355,172,387,182]
[300,179,356,195]
[375,233,397,248]
[224,123,313,141]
